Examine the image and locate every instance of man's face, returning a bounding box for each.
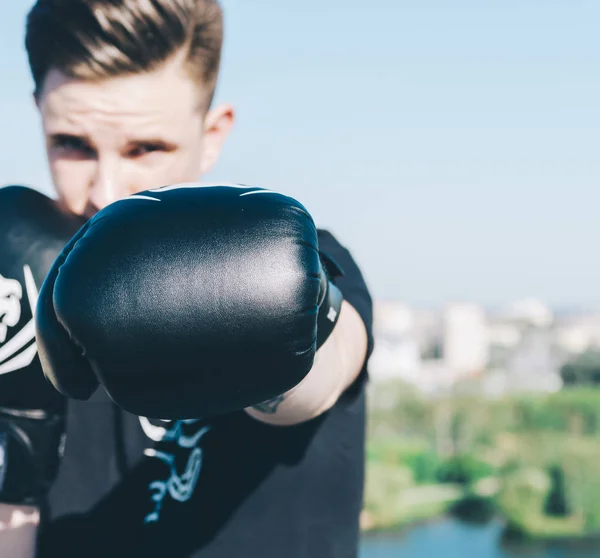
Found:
[36,55,234,217]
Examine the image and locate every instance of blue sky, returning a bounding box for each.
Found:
[1,0,599,308]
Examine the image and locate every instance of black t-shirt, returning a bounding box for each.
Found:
[40,230,373,558]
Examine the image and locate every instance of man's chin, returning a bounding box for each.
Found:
[83,202,101,220]
[53,198,92,220]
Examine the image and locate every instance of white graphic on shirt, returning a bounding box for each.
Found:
[138,416,173,442]
[0,266,38,375]
[139,417,210,523]
[0,274,22,343]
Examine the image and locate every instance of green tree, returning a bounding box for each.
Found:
[544,465,569,517]
[561,350,600,387]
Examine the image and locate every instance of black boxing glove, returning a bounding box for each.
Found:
[0,186,84,504]
[36,184,343,420]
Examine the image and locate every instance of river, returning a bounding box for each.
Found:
[360,518,600,558]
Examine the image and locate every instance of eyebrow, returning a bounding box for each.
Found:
[125,138,176,147]
[48,132,93,143]
[48,133,177,148]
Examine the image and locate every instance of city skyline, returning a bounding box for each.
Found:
[369,298,598,397]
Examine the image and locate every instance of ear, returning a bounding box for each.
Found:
[200,103,235,175]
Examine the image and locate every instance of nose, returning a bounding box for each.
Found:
[88,158,122,210]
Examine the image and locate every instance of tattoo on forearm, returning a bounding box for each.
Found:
[252,394,286,414]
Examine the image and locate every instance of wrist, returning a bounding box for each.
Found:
[0,503,39,558]
[0,503,40,530]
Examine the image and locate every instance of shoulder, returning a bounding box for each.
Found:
[317,229,369,293]
[317,229,363,278]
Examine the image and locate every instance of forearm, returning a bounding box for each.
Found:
[245,300,368,426]
[0,504,39,558]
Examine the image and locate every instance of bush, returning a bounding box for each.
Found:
[436,454,495,485]
[496,467,551,526]
[363,462,415,528]
[561,351,600,387]
[544,465,569,517]
[404,451,440,484]
[449,494,496,523]
[365,384,600,537]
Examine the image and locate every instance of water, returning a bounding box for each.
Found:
[360,519,600,558]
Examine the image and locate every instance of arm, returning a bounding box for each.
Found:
[245,299,368,426]
[0,504,39,558]
[246,230,373,426]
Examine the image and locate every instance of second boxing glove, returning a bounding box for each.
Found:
[36,184,342,420]
[0,185,84,504]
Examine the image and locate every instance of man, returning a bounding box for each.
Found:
[1,0,373,556]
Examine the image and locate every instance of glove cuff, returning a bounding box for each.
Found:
[315,251,344,349]
[0,407,65,506]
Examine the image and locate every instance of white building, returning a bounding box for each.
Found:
[442,303,489,375]
[488,322,522,349]
[501,298,554,328]
[554,314,600,354]
[504,329,563,393]
[369,301,421,382]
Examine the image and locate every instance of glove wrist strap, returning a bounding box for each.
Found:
[0,407,65,505]
[315,251,344,349]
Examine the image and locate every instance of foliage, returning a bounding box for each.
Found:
[364,384,600,538]
[435,454,495,485]
[561,350,600,387]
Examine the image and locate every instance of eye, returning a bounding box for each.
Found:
[50,134,95,157]
[126,143,168,158]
